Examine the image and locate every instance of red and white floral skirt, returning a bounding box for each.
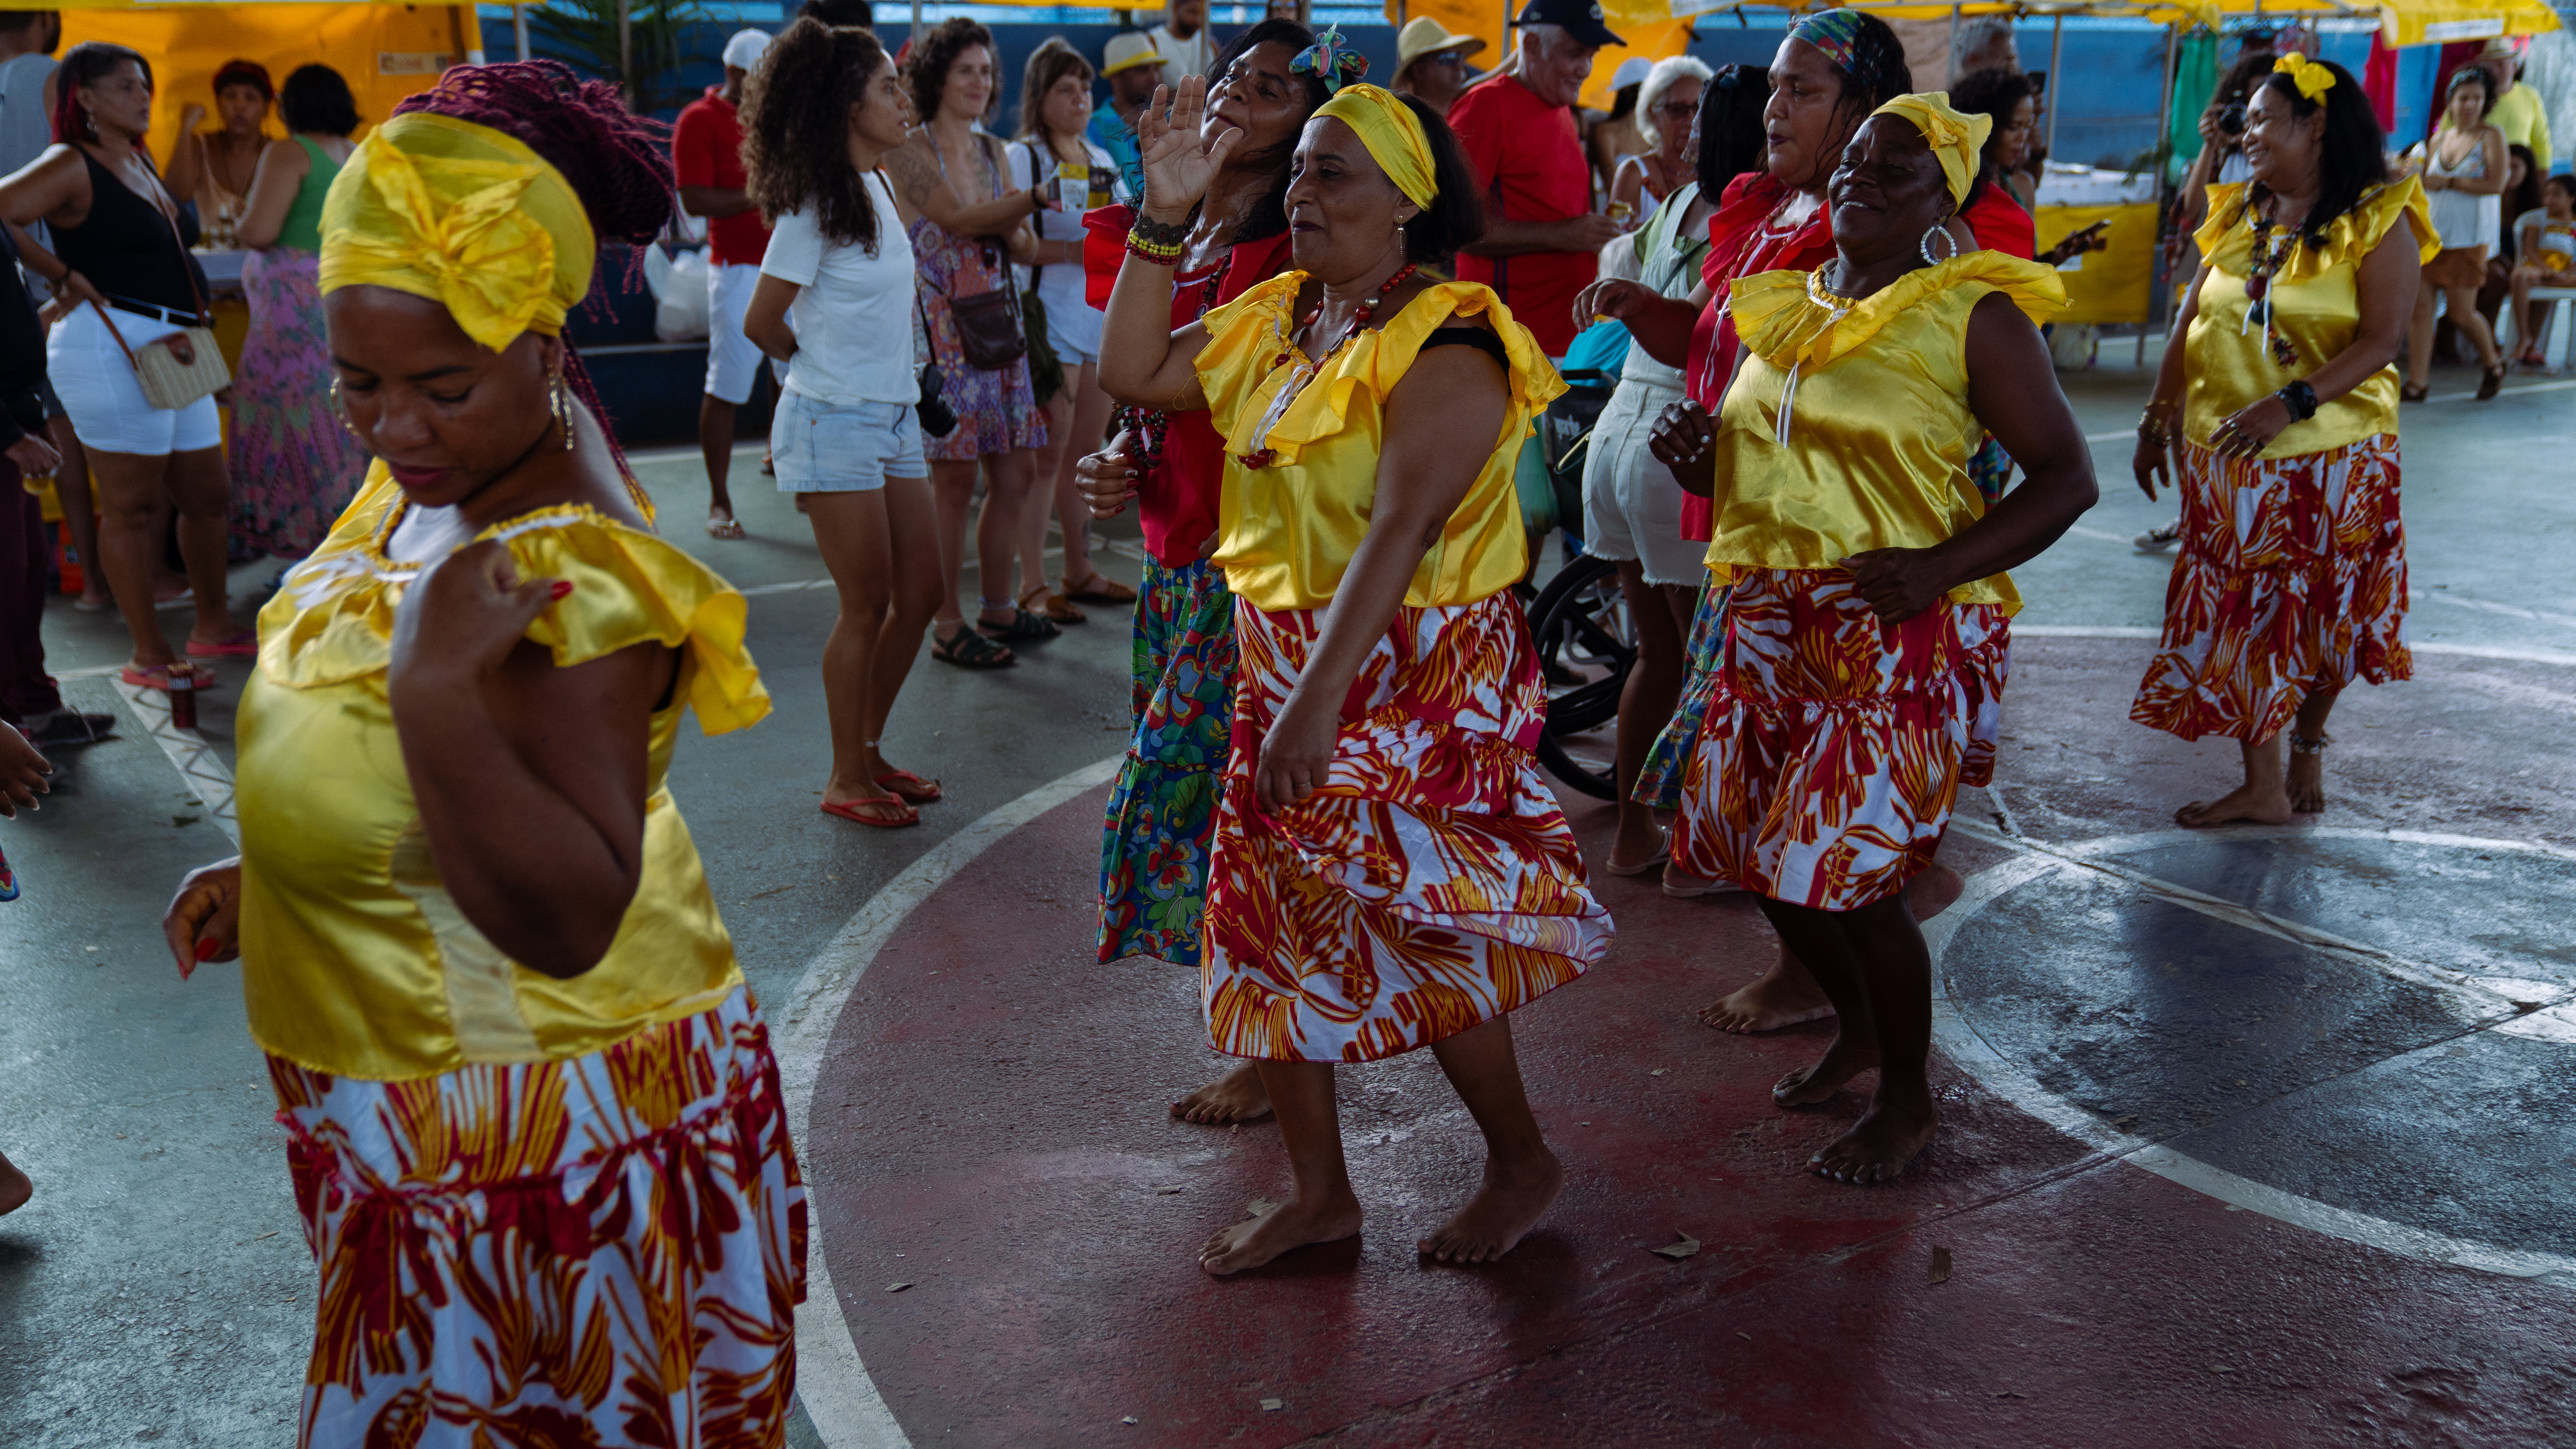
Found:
[269,988,805,1449]
[2131,434,2410,743]
[1671,567,2008,912]
[1201,593,1614,1063]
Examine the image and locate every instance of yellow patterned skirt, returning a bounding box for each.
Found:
[269,988,806,1448]
[2130,434,2410,743]
[1201,593,1614,1063]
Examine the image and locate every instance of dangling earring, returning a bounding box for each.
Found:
[550,372,575,451]
[328,377,352,433]
[1920,224,1959,266]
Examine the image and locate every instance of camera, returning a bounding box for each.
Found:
[2218,102,2247,137]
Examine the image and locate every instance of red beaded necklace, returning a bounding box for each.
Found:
[1237,262,1419,470]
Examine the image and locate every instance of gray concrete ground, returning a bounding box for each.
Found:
[0,346,2568,1445]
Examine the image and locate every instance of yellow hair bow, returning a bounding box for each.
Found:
[319,113,595,355]
[1871,92,1993,208]
[1313,82,1438,211]
[2273,53,2336,103]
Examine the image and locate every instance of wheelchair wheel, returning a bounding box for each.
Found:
[1526,553,1633,800]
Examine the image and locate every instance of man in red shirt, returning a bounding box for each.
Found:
[1447,0,1624,359]
[673,27,775,539]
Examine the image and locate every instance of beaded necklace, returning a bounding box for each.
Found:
[1236,262,1419,470]
[2241,205,2303,369]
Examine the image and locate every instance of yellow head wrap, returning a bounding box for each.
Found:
[319,112,596,355]
[2273,53,2336,103]
[1312,83,1438,212]
[1868,92,1993,209]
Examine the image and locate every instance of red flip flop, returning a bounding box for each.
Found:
[119,663,211,692]
[821,797,918,829]
[873,770,942,804]
[185,634,258,659]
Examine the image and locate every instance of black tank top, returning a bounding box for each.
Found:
[53,149,200,317]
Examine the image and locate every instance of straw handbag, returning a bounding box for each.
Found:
[89,297,229,410]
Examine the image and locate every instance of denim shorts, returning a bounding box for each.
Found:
[771,391,925,492]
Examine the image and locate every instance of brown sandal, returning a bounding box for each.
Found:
[1063,571,1138,605]
[1024,584,1084,626]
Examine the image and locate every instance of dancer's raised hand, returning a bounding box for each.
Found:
[1136,75,1238,220]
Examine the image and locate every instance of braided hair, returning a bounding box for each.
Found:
[390,61,677,474]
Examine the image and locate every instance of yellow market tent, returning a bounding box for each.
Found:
[1385,0,1698,111]
[54,2,484,165]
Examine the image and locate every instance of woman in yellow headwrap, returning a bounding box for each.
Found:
[2131,58,2428,827]
[157,63,803,1447]
[1100,77,1613,1274]
[1650,94,2098,1185]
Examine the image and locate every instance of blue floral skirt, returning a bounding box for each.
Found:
[1097,556,1238,965]
[1633,579,1728,810]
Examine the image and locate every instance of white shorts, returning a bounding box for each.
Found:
[46,303,223,457]
[771,391,924,492]
[1580,375,1704,589]
[1046,312,1100,368]
[705,261,775,405]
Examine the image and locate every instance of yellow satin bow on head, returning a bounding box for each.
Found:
[2273,53,2336,103]
[318,112,596,355]
[1313,82,1439,211]
[1870,92,1993,208]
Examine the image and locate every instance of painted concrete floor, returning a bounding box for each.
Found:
[1,349,2571,1446]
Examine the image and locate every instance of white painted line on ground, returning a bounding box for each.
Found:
[2010,623,2576,667]
[103,677,240,846]
[1926,823,2576,1290]
[2063,524,2139,544]
[2412,589,2576,630]
[775,753,1123,1449]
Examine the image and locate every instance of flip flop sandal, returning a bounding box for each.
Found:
[1024,587,1084,626]
[821,796,918,829]
[1662,867,1741,899]
[705,515,747,540]
[1063,572,1138,605]
[931,624,1015,669]
[874,769,942,804]
[21,711,117,747]
[2400,382,2430,402]
[118,663,210,693]
[185,634,258,659]
[1604,826,1672,878]
[977,606,1059,643]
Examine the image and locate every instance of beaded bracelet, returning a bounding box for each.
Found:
[1125,228,1184,265]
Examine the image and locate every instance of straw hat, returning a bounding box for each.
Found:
[1103,31,1163,78]
[1397,16,1488,73]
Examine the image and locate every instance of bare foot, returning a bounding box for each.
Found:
[2286,744,2327,814]
[1171,1063,1273,1125]
[1808,1096,1939,1184]
[1904,863,1965,921]
[1700,947,1835,1032]
[2175,783,2293,828]
[0,1150,29,1216]
[1199,1191,1361,1276]
[1772,1031,1879,1106]
[1417,1150,1564,1264]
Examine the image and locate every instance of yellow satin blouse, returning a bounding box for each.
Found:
[1707,252,2067,612]
[2185,179,2436,458]
[1196,276,1564,612]
[234,464,772,1081]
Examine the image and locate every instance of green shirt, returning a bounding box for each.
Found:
[274,136,342,253]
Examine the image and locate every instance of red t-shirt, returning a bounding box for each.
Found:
[1448,74,1593,357]
[673,88,771,268]
[1083,209,1297,567]
[1959,183,2037,261]
[1679,172,1837,541]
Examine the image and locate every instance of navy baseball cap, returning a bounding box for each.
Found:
[1511,0,1624,51]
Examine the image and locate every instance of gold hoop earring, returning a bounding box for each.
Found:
[550,373,575,451]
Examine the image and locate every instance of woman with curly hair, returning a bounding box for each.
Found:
[2133,58,2430,825]
[1073,18,1332,1128]
[741,18,946,829]
[160,61,802,1446]
[883,17,1056,665]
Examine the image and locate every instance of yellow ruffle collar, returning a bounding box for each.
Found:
[2191,178,2438,282]
[1730,251,2069,372]
[1202,276,1566,469]
[256,467,770,736]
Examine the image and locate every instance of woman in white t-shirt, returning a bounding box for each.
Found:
[1006,37,1136,624]
[741,18,947,829]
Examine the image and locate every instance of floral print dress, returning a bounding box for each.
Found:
[910,135,1045,462]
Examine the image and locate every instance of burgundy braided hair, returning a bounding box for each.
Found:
[390,61,676,478]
